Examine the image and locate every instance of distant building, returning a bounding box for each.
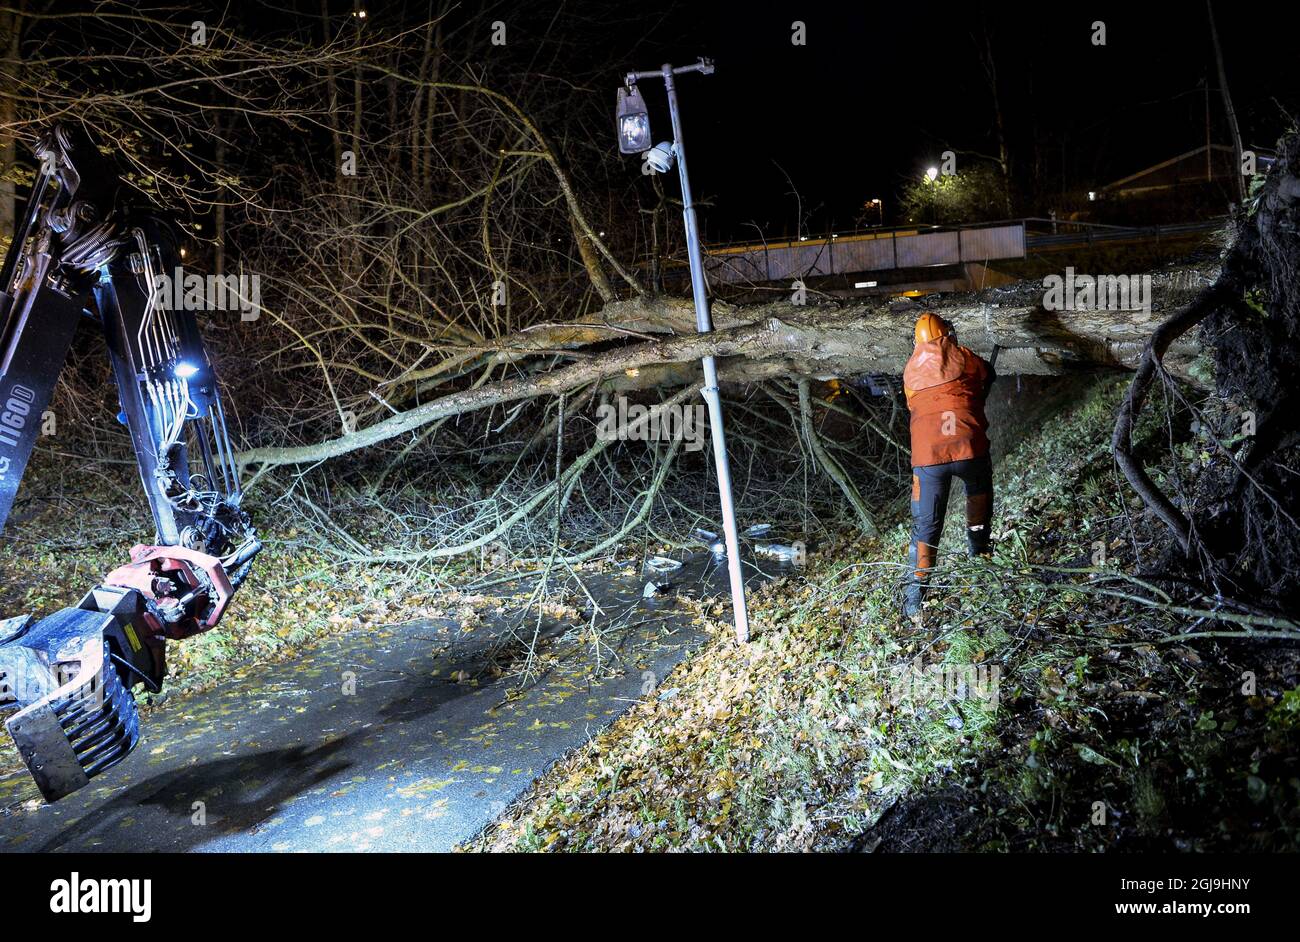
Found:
[1093,144,1244,224]
[1100,144,1237,198]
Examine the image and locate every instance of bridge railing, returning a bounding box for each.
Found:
[693,216,1223,287]
[1021,216,1224,247]
[702,220,1026,286]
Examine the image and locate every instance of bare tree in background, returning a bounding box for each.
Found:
[0,2,24,241]
[0,1,1210,571]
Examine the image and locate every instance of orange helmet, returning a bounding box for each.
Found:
[914,312,952,345]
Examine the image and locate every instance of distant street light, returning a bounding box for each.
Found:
[616,58,751,644]
[925,168,940,224]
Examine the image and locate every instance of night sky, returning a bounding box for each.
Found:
[601,1,1297,242]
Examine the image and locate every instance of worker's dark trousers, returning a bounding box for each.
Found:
[909,454,994,585]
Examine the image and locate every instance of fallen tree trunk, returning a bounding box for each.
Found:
[237,264,1213,470]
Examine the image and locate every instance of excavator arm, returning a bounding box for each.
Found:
[0,125,259,802]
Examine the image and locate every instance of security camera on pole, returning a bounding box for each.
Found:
[615,58,751,643]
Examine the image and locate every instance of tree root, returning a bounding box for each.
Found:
[1111,281,1231,555]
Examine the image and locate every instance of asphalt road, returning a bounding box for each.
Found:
[0,551,777,852]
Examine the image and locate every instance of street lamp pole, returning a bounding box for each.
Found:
[623,59,750,643]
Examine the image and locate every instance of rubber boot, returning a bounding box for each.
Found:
[966,492,993,557]
[903,541,936,617]
[967,526,992,557]
[903,580,926,617]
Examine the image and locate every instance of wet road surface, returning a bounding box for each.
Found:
[0,551,781,852]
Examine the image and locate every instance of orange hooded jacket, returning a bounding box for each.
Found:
[902,336,992,468]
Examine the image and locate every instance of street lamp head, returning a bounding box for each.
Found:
[643,141,676,174]
[615,84,652,154]
[926,166,939,182]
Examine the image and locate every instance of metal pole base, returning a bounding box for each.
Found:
[701,380,749,643]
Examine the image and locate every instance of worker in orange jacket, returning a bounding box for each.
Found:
[902,313,996,616]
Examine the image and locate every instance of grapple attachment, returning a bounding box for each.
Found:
[0,603,143,802]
